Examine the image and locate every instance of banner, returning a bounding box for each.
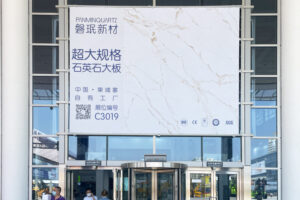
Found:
[69,7,240,135]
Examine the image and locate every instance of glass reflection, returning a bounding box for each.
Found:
[157,172,174,200]
[251,139,277,168]
[33,106,58,135]
[33,137,59,165]
[156,137,201,161]
[216,174,237,200]
[251,170,278,200]
[135,172,152,200]
[190,173,211,199]
[203,137,241,162]
[33,15,58,43]
[68,136,106,160]
[32,168,59,200]
[33,76,59,104]
[251,108,277,137]
[251,78,277,106]
[251,16,277,44]
[108,136,153,161]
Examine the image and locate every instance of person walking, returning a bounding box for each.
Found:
[51,186,65,200]
[99,190,110,200]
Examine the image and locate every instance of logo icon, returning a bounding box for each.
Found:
[212,119,220,126]
[180,120,188,126]
[201,118,208,127]
[226,120,234,125]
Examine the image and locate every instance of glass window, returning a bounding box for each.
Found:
[156,137,201,161]
[251,170,278,200]
[251,139,277,168]
[33,76,59,104]
[251,78,277,106]
[201,0,241,5]
[108,136,153,161]
[32,168,59,200]
[33,15,58,43]
[203,137,241,162]
[33,0,58,12]
[108,0,153,5]
[68,0,105,4]
[157,0,199,6]
[190,173,212,199]
[68,136,106,160]
[33,106,59,135]
[68,0,152,5]
[156,0,241,5]
[33,137,59,165]
[251,47,277,75]
[33,46,58,74]
[251,16,277,44]
[251,108,277,137]
[252,0,277,13]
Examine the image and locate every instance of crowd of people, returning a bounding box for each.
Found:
[41,187,110,200]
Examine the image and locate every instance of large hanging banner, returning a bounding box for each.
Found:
[69,7,240,135]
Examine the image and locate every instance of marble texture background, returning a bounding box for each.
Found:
[70,7,240,135]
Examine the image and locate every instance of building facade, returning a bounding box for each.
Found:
[0,0,299,200]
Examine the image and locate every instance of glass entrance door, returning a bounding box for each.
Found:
[133,170,152,200]
[187,170,239,200]
[216,173,238,200]
[189,173,212,200]
[66,169,118,200]
[132,169,178,200]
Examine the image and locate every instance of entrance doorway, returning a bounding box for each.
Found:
[65,164,240,200]
[132,169,177,200]
[122,162,186,200]
[187,170,239,200]
[66,170,115,200]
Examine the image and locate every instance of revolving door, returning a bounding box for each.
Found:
[122,162,187,200]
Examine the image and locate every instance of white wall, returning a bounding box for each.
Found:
[1,0,29,200]
[282,0,300,199]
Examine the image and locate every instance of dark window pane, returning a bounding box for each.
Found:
[251,78,277,106]
[68,0,105,4]
[251,47,277,75]
[251,108,277,137]
[33,106,59,135]
[32,168,59,200]
[252,16,277,44]
[203,137,241,162]
[68,136,106,160]
[157,0,241,5]
[252,0,277,13]
[157,0,199,6]
[251,170,278,200]
[108,0,152,5]
[33,137,59,165]
[68,0,152,5]
[33,46,58,74]
[33,0,58,12]
[251,139,277,168]
[33,76,59,104]
[108,136,152,161]
[156,137,201,161]
[33,15,58,43]
[201,0,241,5]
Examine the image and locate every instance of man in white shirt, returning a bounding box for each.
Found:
[83,189,97,200]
